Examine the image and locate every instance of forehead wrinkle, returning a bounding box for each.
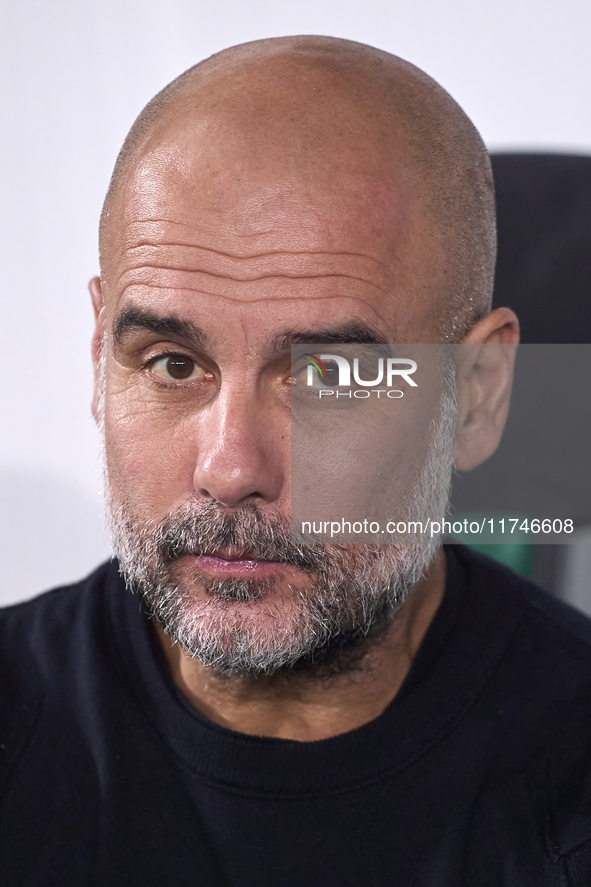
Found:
[109,258,393,312]
[109,285,392,334]
[126,241,392,266]
[118,263,387,289]
[111,224,398,292]
[115,241,397,292]
[113,281,390,311]
[117,213,399,266]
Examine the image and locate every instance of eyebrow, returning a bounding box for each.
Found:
[268,322,390,356]
[112,306,208,350]
[111,308,390,358]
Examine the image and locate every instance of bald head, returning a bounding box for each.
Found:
[99,36,495,340]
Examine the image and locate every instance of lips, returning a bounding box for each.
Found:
[186,550,285,578]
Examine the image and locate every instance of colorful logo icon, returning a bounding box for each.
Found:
[302,353,331,384]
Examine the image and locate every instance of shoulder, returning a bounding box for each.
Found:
[450,547,591,770]
[454,544,591,667]
[0,562,115,789]
[453,549,591,880]
[0,561,114,672]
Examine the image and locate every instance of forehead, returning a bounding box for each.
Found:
[102,117,443,344]
[116,126,416,251]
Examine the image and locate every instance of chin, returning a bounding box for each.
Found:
[162,592,325,677]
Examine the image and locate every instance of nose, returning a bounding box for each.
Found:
[192,386,286,508]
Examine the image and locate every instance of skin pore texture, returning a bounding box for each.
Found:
[91,36,519,742]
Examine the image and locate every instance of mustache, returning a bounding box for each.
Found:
[155,500,330,574]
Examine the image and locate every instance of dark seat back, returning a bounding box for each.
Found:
[492,153,591,343]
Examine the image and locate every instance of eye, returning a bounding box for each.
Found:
[291,359,340,389]
[316,360,340,386]
[149,354,207,383]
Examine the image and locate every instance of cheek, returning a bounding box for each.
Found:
[104,397,199,517]
[291,386,441,527]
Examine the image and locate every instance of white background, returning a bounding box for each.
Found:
[1,0,590,605]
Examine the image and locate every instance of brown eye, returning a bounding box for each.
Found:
[166,356,195,379]
[150,355,204,383]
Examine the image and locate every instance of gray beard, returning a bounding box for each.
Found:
[103,355,457,679]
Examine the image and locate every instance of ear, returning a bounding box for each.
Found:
[89,276,106,422]
[454,308,520,471]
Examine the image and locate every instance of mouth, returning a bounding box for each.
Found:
[185,549,286,578]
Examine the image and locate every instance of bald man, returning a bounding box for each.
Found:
[2,36,591,887]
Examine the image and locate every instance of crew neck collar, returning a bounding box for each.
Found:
[108,546,524,798]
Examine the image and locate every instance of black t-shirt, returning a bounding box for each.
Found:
[2,546,591,886]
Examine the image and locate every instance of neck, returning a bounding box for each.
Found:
[155,547,446,742]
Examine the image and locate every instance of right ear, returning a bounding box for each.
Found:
[89,276,106,422]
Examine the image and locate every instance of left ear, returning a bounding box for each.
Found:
[454,307,520,471]
[89,275,106,423]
